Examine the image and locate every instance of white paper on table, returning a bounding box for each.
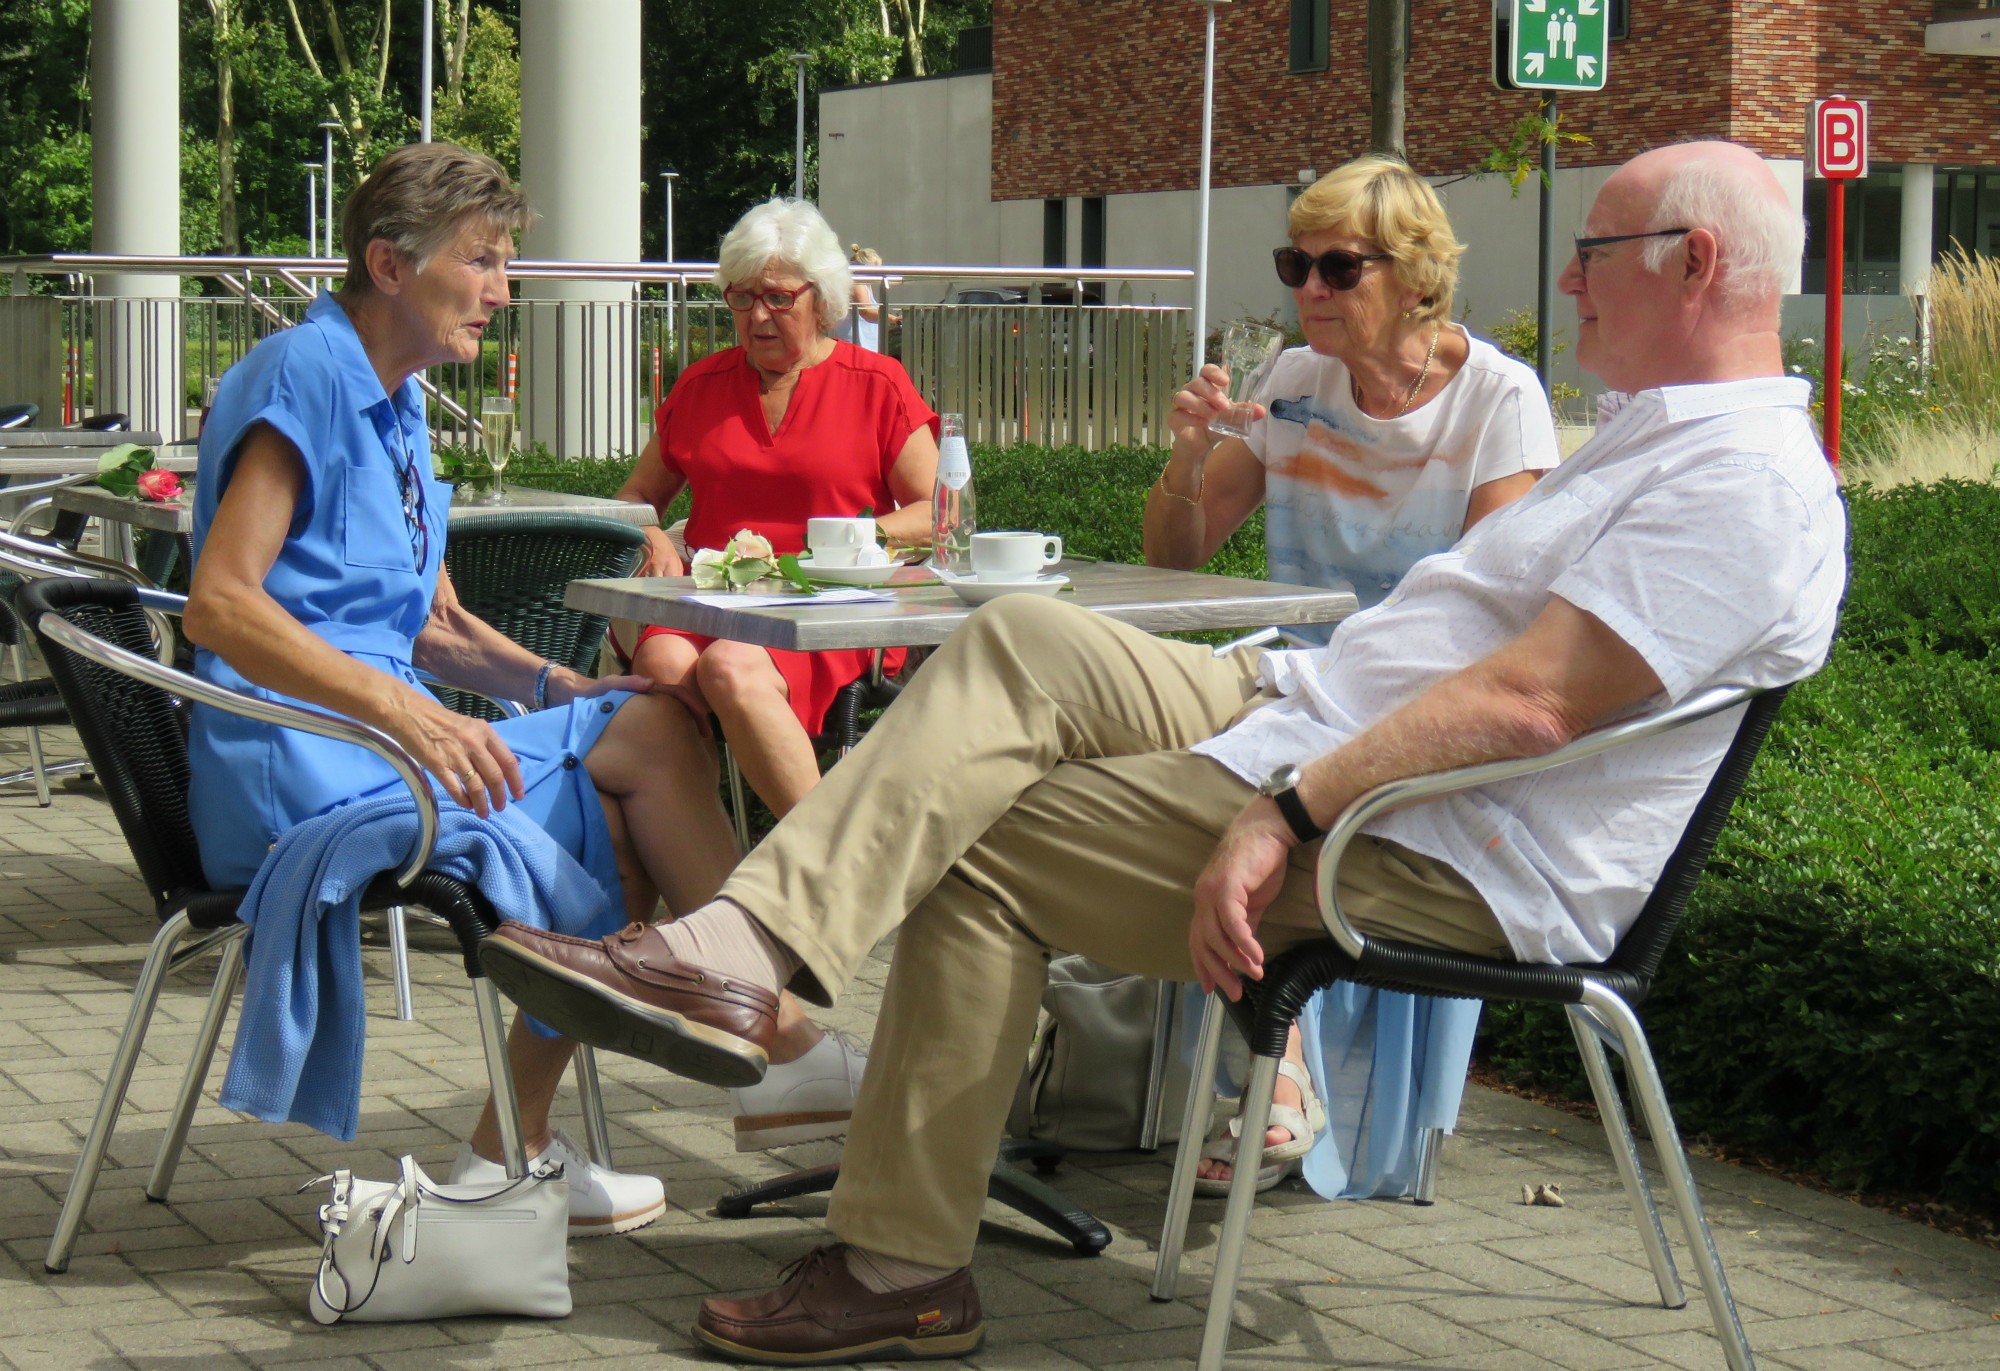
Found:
[681,588,891,609]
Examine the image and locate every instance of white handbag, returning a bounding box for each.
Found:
[305,1154,572,1324]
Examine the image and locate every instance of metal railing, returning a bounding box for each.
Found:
[1,255,1195,456]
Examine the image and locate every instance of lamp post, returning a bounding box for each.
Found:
[419,2,434,142]
[318,120,341,261]
[1191,0,1230,370]
[790,52,812,199]
[660,169,679,263]
[303,162,319,262]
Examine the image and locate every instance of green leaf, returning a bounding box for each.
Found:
[773,553,818,594]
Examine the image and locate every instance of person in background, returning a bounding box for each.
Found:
[1145,155,1560,1197]
[831,244,885,351]
[612,200,938,1153]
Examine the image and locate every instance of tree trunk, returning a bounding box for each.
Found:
[888,0,925,76]
[319,0,356,75]
[444,0,472,105]
[210,0,239,254]
[1367,0,1406,157]
[283,0,325,79]
[372,0,391,98]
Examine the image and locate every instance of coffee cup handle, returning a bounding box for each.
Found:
[1041,536,1063,566]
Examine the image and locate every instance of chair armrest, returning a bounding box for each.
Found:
[34,609,442,888]
[0,528,159,589]
[414,666,529,719]
[1212,626,1281,659]
[1314,683,1767,959]
[2,473,94,531]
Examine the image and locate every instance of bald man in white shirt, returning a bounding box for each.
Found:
[482,139,1847,1366]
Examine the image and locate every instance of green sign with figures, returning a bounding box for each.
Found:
[1508,0,1608,91]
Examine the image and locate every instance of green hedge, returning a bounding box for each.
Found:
[516,445,1999,1209]
[1480,479,2000,1213]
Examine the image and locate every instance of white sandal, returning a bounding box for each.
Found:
[1194,1060,1327,1196]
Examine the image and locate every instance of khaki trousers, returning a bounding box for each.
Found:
[723,595,1506,1268]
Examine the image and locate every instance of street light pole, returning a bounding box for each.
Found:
[791,52,812,199]
[419,2,434,142]
[304,163,319,261]
[318,120,340,263]
[660,170,679,264]
[1192,0,1230,369]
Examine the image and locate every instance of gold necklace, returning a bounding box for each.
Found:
[1389,322,1443,419]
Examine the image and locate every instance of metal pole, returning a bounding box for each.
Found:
[1193,1,1218,369]
[791,53,811,199]
[661,170,678,263]
[1536,92,1557,387]
[304,164,318,261]
[1824,179,1845,466]
[319,121,340,263]
[419,1,434,142]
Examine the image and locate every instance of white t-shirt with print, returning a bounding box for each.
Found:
[1244,328,1559,635]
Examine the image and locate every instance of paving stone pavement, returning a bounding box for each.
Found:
[3,727,1999,1370]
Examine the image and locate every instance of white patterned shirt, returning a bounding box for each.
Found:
[1246,329,1558,637]
[1193,377,1846,964]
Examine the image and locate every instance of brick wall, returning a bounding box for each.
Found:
[990,0,2000,201]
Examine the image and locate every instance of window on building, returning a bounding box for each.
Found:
[1081,197,1106,269]
[1043,199,1067,268]
[1803,172,1905,294]
[1610,0,1630,39]
[1289,0,1328,74]
[1935,166,2000,260]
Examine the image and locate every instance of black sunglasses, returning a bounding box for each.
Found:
[1273,246,1393,292]
[396,447,430,570]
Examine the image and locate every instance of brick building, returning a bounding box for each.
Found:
[818,1,2000,394]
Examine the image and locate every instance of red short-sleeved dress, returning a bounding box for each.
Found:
[636,341,939,733]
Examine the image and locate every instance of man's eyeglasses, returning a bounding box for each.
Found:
[396,448,429,570]
[1273,246,1393,292]
[1572,228,1692,279]
[723,283,818,313]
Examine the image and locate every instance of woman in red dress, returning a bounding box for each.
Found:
[615,199,937,1148]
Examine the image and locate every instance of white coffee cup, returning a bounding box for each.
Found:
[971,530,1063,582]
[807,516,877,568]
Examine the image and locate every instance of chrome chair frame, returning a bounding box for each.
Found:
[1153,683,1773,1371]
[29,586,611,1272]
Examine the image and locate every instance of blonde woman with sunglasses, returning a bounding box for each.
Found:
[1145,155,1561,1200]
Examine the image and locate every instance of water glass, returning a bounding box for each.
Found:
[1207,322,1286,439]
[480,396,515,503]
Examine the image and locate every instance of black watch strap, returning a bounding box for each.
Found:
[1271,786,1325,844]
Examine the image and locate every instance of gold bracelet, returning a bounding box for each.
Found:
[1155,464,1205,508]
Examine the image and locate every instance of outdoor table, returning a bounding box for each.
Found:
[0,429,166,449]
[565,559,1358,650]
[0,431,190,478]
[50,482,659,568]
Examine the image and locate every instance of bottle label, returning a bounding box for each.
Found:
[938,434,971,490]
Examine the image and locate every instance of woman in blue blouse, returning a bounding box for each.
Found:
[184,143,739,1236]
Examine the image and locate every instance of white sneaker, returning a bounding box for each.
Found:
[450,1129,666,1238]
[727,1025,869,1152]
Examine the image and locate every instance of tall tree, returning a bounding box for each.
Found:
[207,0,242,253]
[1367,0,1407,157]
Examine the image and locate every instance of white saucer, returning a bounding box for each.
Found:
[944,572,1070,606]
[797,556,902,586]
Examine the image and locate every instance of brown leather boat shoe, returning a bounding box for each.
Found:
[478,921,778,1088]
[694,1245,983,1365]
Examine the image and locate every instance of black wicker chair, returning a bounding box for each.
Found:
[20,577,613,1274]
[1153,683,1790,1371]
[432,511,649,721]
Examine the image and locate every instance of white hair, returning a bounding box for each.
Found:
[714,198,852,333]
[1639,157,1806,302]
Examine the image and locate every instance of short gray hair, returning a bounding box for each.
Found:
[1640,157,1805,302]
[339,142,532,297]
[714,199,852,333]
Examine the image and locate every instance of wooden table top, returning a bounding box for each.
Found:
[567,559,1358,652]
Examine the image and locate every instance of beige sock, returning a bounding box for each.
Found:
[647,898,799,993]
[844,1244,959,1295]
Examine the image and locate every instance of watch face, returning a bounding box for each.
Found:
[1259,765,1300,797]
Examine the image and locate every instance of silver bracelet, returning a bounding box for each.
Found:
[533,661,556,711]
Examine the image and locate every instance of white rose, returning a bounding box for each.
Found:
[730,529,775,561]
[689,546,729,588]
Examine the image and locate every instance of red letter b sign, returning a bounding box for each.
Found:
[1809,98,1869,180]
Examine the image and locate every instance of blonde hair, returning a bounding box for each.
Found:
[1288,155,1463,324]
[848,244,883,266]
[714,199,852,333]
[339,142,532,298]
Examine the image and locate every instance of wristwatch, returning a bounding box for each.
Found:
[1257,764,1326,844]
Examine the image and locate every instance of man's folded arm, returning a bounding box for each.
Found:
[1291,595,1665,831]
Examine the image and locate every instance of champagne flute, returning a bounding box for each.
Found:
[480,395,515,504]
